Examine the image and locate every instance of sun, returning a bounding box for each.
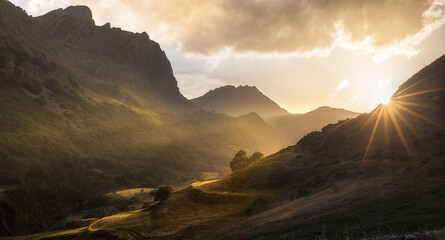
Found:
[369,91,393,108]
[381,97,391,105]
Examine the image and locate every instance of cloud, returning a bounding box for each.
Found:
[24,0,69,15]
[19,0,445,60]
[74,0,444,59]
[336,79,350,91]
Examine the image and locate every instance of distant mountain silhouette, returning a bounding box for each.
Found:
[192,85,359,144]
[191,85,290,119]
[269,106,360,144]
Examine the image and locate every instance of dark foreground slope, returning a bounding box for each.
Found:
[0,1,286,236]
[63,55,445,240]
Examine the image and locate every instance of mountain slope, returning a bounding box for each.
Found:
[33,5,199,112]
[192,85,360,145]
[78,55,445,239]
[191,85,290,119]
[269,106,361,144]
[0,1,287,236]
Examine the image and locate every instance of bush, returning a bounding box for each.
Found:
[230,149,263,172]
[154,185,174,203]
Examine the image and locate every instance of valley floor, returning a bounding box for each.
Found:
[4,178,444,240]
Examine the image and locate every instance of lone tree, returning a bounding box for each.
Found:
[230,150,263,172]
[154,185,174,203]
[250,151,264,162]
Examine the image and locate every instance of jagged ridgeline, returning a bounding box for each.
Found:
[0,1,286,236]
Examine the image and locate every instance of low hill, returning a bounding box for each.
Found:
[64,55,445,239]
[0,1,287,236]
[269,106,361,144]
[191,85,290,119]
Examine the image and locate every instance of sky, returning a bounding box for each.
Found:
[9,0,445,113]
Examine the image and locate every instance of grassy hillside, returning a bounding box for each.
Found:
[62,55,445,240]
[0,1,287,236]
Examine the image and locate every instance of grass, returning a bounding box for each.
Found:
[105,188,155,198]
[0,61,285,236]
[88,183,260,238]
[0,227,86,240]
[72,57,445,239]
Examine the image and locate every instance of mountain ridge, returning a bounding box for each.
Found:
[268,105,361,144]
[191,85,290,119]
[34,5,199,112]
[192,85,360,144]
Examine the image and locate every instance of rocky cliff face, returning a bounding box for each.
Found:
[34,5,199,112]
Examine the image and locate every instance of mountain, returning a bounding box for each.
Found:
[191,85,290,119]
[269,106,361,144]
[66,55,445,239]
[0,1,287,236]
[33,5,199,112]
[192,85,360,145]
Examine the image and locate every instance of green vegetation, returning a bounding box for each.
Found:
[0,4,286,235]
[230,150,263,172]
[0,59,283,236]
[2,1,444,239]
[153,185,174,203]
[76,55,445,239]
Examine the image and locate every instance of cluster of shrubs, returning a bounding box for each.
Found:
[230,149,263,172]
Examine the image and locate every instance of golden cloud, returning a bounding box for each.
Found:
[41,0,445,58]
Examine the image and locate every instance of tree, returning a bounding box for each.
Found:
[154,185,174,203]
[250,151,264,162]
[230,149,248,172]
[230,150,263,172]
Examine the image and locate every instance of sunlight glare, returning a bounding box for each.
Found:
[381,98,391,105]
[369,92,392,109]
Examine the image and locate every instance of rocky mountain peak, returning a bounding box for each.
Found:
[33,5,199,112]
[60,6,93,22]
[192,85,290,119]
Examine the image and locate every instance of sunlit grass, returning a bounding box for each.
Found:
[105,188,155,198]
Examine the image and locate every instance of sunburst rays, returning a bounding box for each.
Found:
[297,71,443,165]
[360,74,444,163]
